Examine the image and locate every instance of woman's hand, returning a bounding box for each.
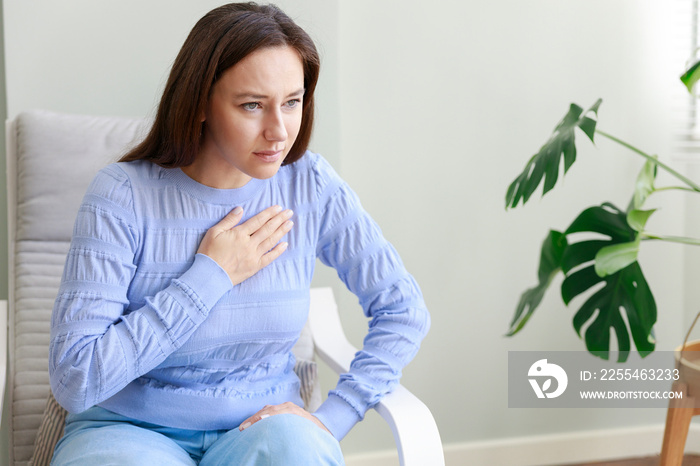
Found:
[197,205,293,286]
[239,402,332,436]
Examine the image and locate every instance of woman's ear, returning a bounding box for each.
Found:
[199,101,207,123]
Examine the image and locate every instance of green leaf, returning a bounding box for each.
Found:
[565,202,635,240]
[681,59,700,94]
[594,239,640,277]
[505,99,603,209]
[627,209,657,233]
[560,203,636,301]
[592,208,656,277]
[629,157,657,211]
[557,203,655,362]
[562,263,656,362]
[561,240,610,274]
[507,230,567,336]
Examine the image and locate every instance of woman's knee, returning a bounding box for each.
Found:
[261,413,338,449]
[201,414,344,466]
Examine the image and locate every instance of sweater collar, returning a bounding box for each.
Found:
[165,167,267,205]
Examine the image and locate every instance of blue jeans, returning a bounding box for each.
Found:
[51,407,345,465]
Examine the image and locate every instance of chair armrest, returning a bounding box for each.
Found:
[308,288,444,466]
[0,300,7,416]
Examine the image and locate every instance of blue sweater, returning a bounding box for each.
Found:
[49,151,429,440]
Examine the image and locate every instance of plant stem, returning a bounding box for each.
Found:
[642,234,700,246]
[654,186,698,194]
[595,129,700,192]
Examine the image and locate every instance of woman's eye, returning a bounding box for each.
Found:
[242,102,261,111]
[285,99,301,109]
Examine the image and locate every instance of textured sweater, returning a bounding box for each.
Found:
[49,151,430,440]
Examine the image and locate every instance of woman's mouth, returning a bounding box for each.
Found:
[254,150,282,163]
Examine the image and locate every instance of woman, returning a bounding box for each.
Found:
[49,3,430,465]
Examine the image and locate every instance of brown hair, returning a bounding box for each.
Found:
[120,2,320,167]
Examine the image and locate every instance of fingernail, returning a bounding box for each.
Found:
[274,205,283,213]
[285,209,294,217]
[260,414,270,420]
[280,242,288,251]
[240,422,251,431]
[233,206,243,215]
[284,220,294,229]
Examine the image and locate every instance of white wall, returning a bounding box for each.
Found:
[1,0,696,463]
[332,0,691,457]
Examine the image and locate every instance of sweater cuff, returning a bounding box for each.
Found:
[175,253,232,316]
[313,394,363,441]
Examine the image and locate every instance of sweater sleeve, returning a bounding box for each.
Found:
[309,156,431,440]
[49,164,232,414]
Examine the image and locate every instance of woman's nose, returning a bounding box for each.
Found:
[264,110,288,142]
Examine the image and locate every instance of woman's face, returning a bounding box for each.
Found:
[189,45,305,189]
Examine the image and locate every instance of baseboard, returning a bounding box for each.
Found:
[344,423,700,466]
[345,450,399,466]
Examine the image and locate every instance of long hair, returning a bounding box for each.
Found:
[120,2,320,167]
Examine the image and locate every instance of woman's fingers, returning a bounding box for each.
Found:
[240,207,293,253]
[238,402,331,435]
[257,217,293,253]
[196,205,293,287]
[259,240,289,269]
[238,205,285,235]
[239,402,298,430]
[211,206,244,232]
[239,404,273,430]
[247,208,293,245]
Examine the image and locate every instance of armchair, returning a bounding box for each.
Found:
[1,110,444,466]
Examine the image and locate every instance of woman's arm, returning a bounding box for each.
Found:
[49,165,233,413]
[309,156,431,441]
[49,164,292,413]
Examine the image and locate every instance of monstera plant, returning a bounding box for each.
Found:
[505,63,700,362]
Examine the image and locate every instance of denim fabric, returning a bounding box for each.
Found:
[51,407,344,466]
